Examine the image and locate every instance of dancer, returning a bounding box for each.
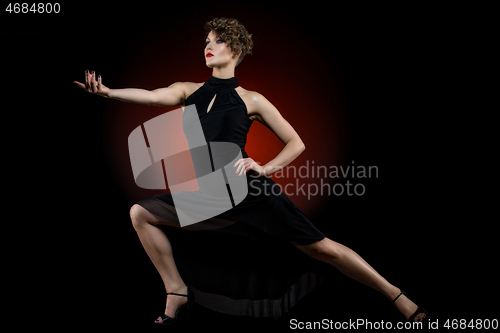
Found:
[75,17,427,325]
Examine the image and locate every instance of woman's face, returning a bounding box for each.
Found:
[205,31,237,68]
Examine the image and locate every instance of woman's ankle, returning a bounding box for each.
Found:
[384,286,402,301]
[167,283,188,294]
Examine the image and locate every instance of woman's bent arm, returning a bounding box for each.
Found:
[240,92,306,176]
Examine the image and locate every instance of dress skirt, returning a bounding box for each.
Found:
[136,174,326,318]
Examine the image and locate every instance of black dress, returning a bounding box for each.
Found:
[137,76,326,317]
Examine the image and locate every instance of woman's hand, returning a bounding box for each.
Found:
[233,157,267,177]
[73,70,110,97]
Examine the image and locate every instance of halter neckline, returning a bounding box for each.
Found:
[205,75,239,91]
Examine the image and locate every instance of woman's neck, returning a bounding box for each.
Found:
[211,66,235,79]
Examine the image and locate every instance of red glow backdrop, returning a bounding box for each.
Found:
[101,16,349,219]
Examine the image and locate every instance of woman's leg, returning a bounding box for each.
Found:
[129,204,187,321]
[294,237,426,321]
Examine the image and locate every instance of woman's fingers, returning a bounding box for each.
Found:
[235,159,246,175]
[91,71,98,92]
[239,163,246,176]
[84,70,100,93]
[85,70,90,91]
[86,71,92,93]
[75,70,104,94]
[73,81,86,89]
[235,159,243,174]
[235,158,255,176]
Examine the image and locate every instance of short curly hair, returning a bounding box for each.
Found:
[204,17,253,66]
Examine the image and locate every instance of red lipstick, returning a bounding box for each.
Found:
[206,52,214,58]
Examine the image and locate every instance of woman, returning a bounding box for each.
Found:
[74,18,427,325]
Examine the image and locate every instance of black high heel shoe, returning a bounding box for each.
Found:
[392,290,429,323]
[154,288,195,326]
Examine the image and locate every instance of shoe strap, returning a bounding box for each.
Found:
[167,292,188,297]
[392,290,405,303]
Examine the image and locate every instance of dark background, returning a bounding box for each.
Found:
[3,1,496,331]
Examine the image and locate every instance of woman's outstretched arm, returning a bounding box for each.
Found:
[73,70,192,107]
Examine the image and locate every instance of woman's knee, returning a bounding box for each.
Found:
[130,204,176,229]
[130,204,151,228]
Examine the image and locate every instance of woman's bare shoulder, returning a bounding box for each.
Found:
[177,82,204,98]
[236,87,274,121]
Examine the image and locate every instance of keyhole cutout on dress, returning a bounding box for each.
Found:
[207,94,217,113]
